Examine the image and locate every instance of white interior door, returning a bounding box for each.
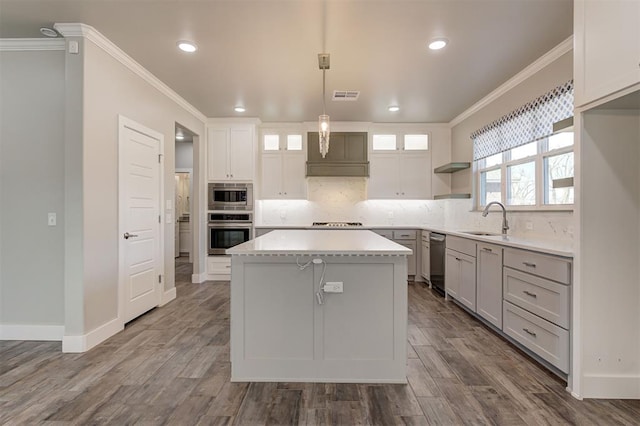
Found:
[120,120,162,323]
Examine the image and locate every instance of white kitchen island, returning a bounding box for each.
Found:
[226,229,411,383]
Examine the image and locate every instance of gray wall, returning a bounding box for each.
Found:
[176,141,194,169]
[0,50,66,325]
[450,51,574,195]
[80,39,204,332]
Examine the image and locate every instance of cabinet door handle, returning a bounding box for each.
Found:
[455,257,461,261]
[523,290,537,298]
[482,247,493,252]
[523,262,536,268]
[123,232,138,239]
[522,328,537,337]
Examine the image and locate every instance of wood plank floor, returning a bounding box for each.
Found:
[1,257,639,425]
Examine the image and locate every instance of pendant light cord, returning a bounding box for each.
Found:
[322,69,327,115]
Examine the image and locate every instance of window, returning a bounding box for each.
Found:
[372,134,396,150]
[473,80,574,210]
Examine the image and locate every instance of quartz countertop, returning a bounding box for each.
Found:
[227,229,413,256]
[254,224,573,258]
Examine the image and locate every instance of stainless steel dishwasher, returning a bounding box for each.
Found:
[429,233,446,295]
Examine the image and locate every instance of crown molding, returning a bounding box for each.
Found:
[207,117,262,125]
[0,38,65,51]
[449,35,574,127]
[53,23,207,123]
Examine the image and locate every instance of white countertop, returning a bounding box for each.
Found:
[254,225,573,258]
[227,229,413,256]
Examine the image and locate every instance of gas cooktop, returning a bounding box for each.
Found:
[312,222,363,227]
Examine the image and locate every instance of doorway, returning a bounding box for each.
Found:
[175,124,195,264]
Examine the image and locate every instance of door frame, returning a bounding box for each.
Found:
[117,115,165,326]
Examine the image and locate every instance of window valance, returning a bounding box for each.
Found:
[471,80,573,161]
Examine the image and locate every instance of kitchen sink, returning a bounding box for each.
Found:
[460,231,501,236]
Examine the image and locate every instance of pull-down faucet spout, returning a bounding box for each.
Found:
[482,201,509,235]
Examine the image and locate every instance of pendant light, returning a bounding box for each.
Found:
[318,53,330,158]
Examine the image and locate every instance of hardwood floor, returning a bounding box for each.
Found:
[1,257,639,425]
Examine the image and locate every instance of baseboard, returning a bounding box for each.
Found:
[581,374,640,399]
[0,324,64,341]
[62,317,123,353]
[160,287,177,306]
[192,272,207,283]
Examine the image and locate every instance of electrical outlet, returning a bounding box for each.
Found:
[387,211,394,220]
[323,281,344,293]
[48,212,57,226]
[280,210,287,219]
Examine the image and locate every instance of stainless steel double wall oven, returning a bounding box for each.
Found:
[207,183,254,255]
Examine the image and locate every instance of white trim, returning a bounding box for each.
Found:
[581,374,640,399]
[0,38,66,51]
[117,115,165,326]
[160,287,177,306]
[0,324,64,341]
[208,117,262,125]
[53,23,207,123]
[449,36,574,127]
[62,317,123,353]
[192,272,207,283]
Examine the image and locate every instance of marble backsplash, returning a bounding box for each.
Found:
[256,177,574,244]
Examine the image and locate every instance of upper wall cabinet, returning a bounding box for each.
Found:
[306,132,369,177]
[368,133,431,199]
[208,125,255,181]
[260,131,307,199]
[574,0,640,107]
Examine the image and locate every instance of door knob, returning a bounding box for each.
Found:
[124,232,138,239]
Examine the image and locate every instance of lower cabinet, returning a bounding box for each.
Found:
[421,231,430,281]
[445,236,477,311]
[374,229,418,278]
[476,243,503,328]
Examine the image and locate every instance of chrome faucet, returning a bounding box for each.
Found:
[482,201,509,235]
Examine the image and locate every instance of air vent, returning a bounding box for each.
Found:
[332,90,360,101]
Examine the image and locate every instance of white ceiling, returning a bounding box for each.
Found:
[0,0,574,124]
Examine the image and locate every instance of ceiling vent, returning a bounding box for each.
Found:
[332,90,360,101]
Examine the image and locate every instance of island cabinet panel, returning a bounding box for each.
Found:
[243,263,315,360]
[230,254,408,383]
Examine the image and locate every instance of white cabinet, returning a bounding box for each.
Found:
[421,231,430,281]
[476,243,503,329]
[373,229,417,277]
[207,125,254,181]
[261,152,306,199]
[574,0,640,107]
[445,236,477,311]
[368,153,430,199]
[178,221,191,255]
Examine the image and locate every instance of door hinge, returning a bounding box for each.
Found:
[158,275,162,283]
[158,154,162,163]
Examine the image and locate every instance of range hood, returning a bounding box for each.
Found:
[306,132,369,177]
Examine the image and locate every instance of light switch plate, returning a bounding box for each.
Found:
[324,282,344,293]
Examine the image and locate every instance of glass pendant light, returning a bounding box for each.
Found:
[318,53,330,158]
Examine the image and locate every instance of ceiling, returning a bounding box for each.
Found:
[0,0,573,124]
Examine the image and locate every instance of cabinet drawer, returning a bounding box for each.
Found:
[504,248,571,284]
[393,230,417,240]
[207,256,231,275]
[446,235,476,257]
[503,301,569,373]
[374,230,394,239]
[503,267,570,329]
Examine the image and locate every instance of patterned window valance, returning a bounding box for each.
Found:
[472,80,574,161]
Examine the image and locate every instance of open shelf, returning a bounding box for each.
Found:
[433,193,471,200]
[434,162,471,173]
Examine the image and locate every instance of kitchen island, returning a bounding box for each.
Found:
[226,229,411,383]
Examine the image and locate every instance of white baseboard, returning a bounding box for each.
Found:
[62,317,123,353]
[192,272,207,283]
[0,324,64,341]
[160,287,177,306]
[582,374,640,399]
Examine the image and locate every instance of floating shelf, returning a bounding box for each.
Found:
[434,193,471,200]
[434,162,471,173]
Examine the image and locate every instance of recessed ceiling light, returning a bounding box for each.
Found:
[388,106,400,112]
[177,40,197,53]
[40,27,58,38]
[234,106,246,113]
[428,38,448,50]
[176,134,185,140]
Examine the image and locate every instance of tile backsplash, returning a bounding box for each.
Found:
[256,177,574,244]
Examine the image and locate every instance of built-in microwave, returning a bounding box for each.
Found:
[208,182,253,211]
